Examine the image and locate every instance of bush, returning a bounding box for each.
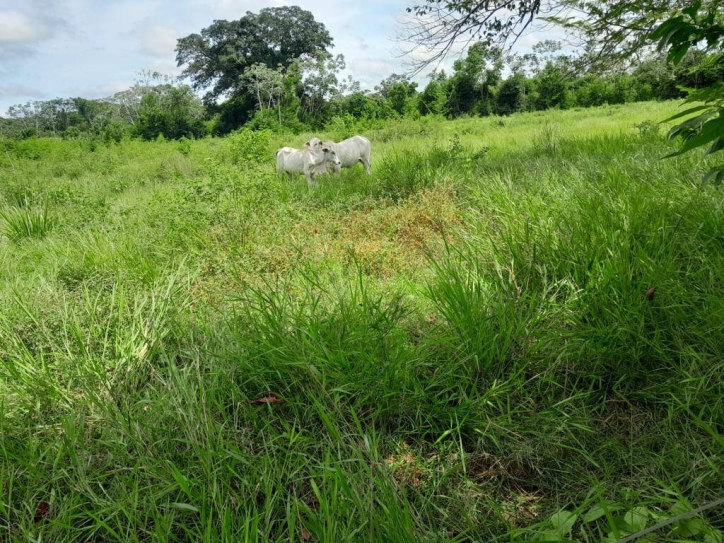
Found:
[136,85,208,141]
[246,108,310,134]
[633,120,661,140]
[62,127,82,140]
[102,121,127,145]
[494,75,531,115]
[228,128,272,164]
[326,114,358,141]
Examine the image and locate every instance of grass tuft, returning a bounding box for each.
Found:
[0,204,56,242]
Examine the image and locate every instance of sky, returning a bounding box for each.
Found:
[0,0,557,115]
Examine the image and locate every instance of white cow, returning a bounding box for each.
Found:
[307,135,372,176]
[275,144,341,185]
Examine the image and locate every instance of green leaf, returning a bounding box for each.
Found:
[671,501,692,516]
[650,17,683,40]
[582,501,624,523]
[667,111,717,139]
[703,166,724,187]
[663,105,713,123]
[536,531,576,542]
[550,510,578,537]
[682,1,701,19]
[678,116,724,153]
[624,507,649,533]
[707,136,724,155]
[666,114,724,156]
[611,514,631,532]
[169,502,199,513]
[704,529,723,543]
[672,517,708,537]
[167,461,192,499]
[683,82,724,104]
[669,42,692,65]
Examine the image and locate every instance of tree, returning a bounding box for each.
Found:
[176,7,332,133]
[176,7,332,105]
[494,73,531,115]
[136,85,207,140]
[376,74,413,97]
[631,55,680,100]
[74,98,112,132]
[652,3,724,185]
[401,0,707,73]
[333,92,395,120]
[241,63,286,125]
[388,81,418,116]
[446,42,503,116]
[528,42,575,110]
[675,49,724,89]
[294,52,351,126]
[418,73,448,116]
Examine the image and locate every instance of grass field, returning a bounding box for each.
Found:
[1,101,723,542]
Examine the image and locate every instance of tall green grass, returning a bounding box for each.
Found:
[1,101,723,542]
[1,205,56,242]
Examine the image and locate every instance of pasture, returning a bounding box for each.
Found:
[1,101,723,542]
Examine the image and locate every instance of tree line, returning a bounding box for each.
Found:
[1,5,721,142]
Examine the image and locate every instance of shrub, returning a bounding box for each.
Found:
[326,113,358,141]
[136,85,208,141]
[228,128,272,164]
[101,121,127,144]
[634,120,661,140]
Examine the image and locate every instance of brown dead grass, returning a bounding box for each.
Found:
[385,442,426,488]
[500,491,542,526]
[192,186,462,304]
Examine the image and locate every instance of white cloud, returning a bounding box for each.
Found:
[350,58,399,85]
[513,26,568,51]
[64,80,133,99]
[148,57,183,76]
[0,11,48,43]
[140,25,178,57]
[0,83,46,99]
[187,0,279,21]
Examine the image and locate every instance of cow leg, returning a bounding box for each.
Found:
[361,157,371,174]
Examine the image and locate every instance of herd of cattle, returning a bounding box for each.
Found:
[275,135,372,185]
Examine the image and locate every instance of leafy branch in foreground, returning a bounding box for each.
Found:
[653,2,724,185]
[400,0,685,73]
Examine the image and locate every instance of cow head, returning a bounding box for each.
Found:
[323,147,342,166]
[306,137,324,150]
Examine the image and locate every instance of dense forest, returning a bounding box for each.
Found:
[1,5,722,142]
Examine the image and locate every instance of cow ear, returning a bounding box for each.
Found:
[305,141,310,147]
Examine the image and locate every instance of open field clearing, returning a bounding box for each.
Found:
[1,101,723,542]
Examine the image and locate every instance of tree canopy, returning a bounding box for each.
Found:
[176,6,333,105]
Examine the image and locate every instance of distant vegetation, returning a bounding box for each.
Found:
[1,5,722,142]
